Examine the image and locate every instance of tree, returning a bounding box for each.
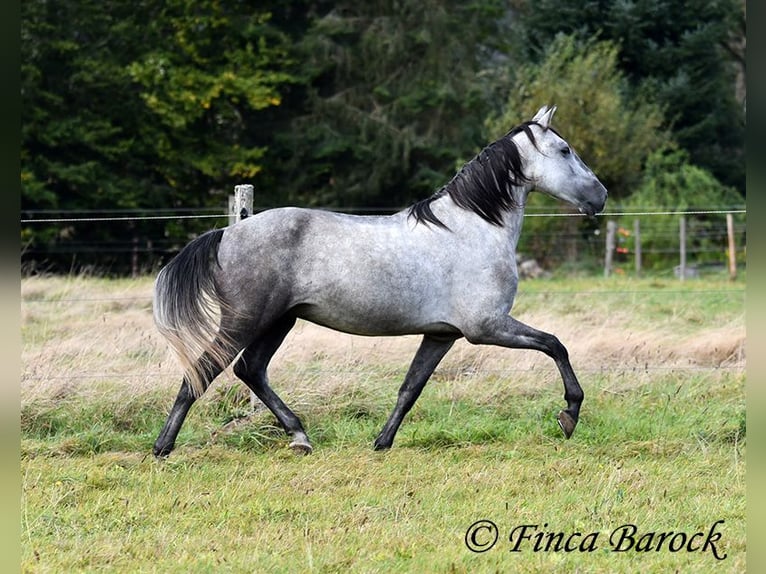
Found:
[21,0,294,273]
[263,0,512,210]
[127,1,294,191]
[487,34,668,200]
[22,0,158,262]
[485,34,669,268]
[509,0,745,195]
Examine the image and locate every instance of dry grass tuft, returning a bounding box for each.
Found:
[21,275,745,406]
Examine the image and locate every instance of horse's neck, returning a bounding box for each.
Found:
[498,200,526,249]
[503,185,531,238]
[427,187,528,246]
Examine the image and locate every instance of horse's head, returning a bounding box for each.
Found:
[514,105,608,216]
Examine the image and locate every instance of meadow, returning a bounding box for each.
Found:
[21,273,745,573]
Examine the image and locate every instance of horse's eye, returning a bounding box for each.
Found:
[561,146,571,156]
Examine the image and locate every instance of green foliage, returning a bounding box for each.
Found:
[21,0,294,273]
[488,34,668,200]
[511,0,746,195]
[269,0,512,209]
[487,34,668,268]
[619,147,745,271]
[20,0,745,275]
[627,147,743,212]
[127,3,294,183]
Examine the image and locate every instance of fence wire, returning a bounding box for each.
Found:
[20,208,746,224]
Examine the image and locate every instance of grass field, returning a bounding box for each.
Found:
[21,273,745,572]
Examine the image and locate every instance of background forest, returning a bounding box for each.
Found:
[21,0,746,274]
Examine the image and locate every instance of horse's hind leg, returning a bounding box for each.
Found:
[232,315,313,454]
[154,345,233,457]
[374,335,456,450]
[466,316,583,439]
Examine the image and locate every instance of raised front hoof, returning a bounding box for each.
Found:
[288,440,313,455]
[557,410,578,439]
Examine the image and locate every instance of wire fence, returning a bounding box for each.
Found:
[20,206,746,269]
[19,203,747,277]
[20,207,746,224]
[19,364,745,385]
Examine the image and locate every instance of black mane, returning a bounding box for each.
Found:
[409,121,541,228]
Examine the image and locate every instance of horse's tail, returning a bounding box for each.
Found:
[153,228,236,397]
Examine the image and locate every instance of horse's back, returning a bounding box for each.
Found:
[214,207,452,334]
[214,205,517,337]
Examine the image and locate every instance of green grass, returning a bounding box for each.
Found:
[21,274,746,572]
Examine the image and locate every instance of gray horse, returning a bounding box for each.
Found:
[153,105,607,457]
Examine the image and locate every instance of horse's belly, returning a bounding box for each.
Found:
[297,310,459,337]
[293,285,451,337]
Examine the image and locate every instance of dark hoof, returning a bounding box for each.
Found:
[289,440,313,455]
[373,438,392,451]
[557,410,577,439]
[153,443,173,458]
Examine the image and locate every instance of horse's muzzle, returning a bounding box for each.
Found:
[579,185,608,216]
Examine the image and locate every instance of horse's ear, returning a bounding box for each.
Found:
[532,105,557,129]
[532,106,549,122]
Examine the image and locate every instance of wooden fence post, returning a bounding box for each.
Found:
[678,216,686,281]
[604,220,616,277]
[131,235,139,278]
[726,212,737,280]
[230,184,256,408]
[230,184,254,224]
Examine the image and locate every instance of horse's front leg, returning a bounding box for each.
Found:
[466,315,583,438]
